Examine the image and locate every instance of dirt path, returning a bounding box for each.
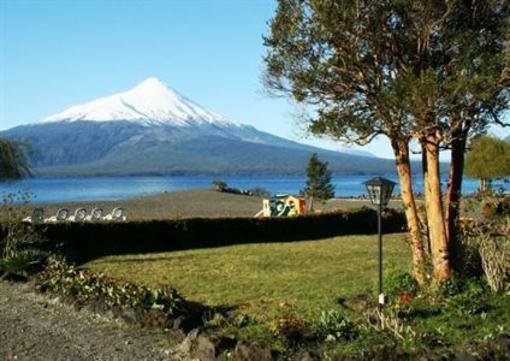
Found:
[0,281,173,361]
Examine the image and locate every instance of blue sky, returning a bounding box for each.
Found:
[1,0,507,159]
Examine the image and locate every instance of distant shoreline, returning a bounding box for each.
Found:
[1,174,495,206]
[23,188,402,221]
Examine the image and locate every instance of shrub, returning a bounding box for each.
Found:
[383,271,420,298]
[35,208,406,263]
[462,220,510,293]
[444,279,490,316]
[270,302,305,343]
[390,297,441,322]
[0,192,49,277]
[436,277,466,298]
[481,201,498,220]
[36,258,192,326]
[212,180,227,192]
[0,249,48,278]
[496,196,510,216]
[477,225,510,293]
[313,310,357,341]
[249,187,271,198]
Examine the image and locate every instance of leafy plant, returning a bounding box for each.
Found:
[383,271,420,298]
[444,279,490,316]
[0,249,48,278]
[0,192,48,277]
[313,310,357,342]
[36,258,191,323]
[270,301,305,343]
[436,277,467,298]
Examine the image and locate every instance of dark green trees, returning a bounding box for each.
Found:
[303,153,335,211]
[0,139,30,182]
[465,136,510,193]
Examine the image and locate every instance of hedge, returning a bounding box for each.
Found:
[31,207,406,263]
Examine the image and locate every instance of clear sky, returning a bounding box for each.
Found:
[1,0,507,159]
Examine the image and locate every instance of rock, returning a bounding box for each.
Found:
[453,352,477,361]
[48,296,60,306]
[178,329,217,360]
[172,315,187,330]
[299,351,320,361]
[414,354,443,361]
[233,342,272,361]
[193,335,216,360]
[179,328,200,355]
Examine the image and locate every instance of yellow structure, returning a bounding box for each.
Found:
[261,195,306,217]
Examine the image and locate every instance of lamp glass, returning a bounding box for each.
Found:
[380,182,395,207]
[363,177,396,207]
[366,184,382,205]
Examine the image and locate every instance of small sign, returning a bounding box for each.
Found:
[378,293,385,306]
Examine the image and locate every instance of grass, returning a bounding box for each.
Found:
[69,230,510,358]
[86,233,411,319]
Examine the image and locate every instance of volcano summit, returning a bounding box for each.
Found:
[1,78,392,176]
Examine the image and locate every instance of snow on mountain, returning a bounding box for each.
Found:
[41,77,239,127]
[1,77,393,176]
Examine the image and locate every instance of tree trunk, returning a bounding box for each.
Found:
[479,179,492,193]
[422,136,451,282]
[444,131,466,273]
[391,138,427,285]
[307,196,314,212]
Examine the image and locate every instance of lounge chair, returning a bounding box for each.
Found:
[23,208,44,223]
[85,207,103,221]
[68,208,87,222]
[103,207,126,221]
[44,208,70,223]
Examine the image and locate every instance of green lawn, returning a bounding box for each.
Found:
[86,233,411,319]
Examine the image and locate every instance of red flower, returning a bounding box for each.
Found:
[400,292,413,304]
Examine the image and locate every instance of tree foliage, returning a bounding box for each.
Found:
[264,0,509,144]
[264,0,510,282]
[303,153,335,202]
[0,138,31,182]
[465,136,510,190]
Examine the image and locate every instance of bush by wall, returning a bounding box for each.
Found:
[37,207,406,263]
[36,257,200,329]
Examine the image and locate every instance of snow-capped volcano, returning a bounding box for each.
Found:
[42,77,237,127]
[1,77,386,176]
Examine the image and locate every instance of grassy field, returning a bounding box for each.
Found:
[37,188,403,220]
[86,233,410,319]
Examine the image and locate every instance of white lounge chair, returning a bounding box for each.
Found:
[23,208,44,223]
[85,207,103,221]
[44,208,70,223]
[68,208,87,222]
[103,207,126,221]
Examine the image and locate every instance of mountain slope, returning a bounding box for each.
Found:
[1,78,394,176]
[41,77,234,127]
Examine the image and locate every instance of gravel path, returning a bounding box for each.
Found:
[0,281,172,361]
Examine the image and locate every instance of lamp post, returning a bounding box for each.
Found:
[363,176,396,311]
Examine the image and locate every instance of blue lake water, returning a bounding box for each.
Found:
[1,176,508,204]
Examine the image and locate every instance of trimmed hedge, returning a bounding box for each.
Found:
[36,207,406,263]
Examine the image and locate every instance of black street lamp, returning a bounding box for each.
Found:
[363,176,396,311]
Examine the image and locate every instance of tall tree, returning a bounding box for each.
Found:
[264,0,509,283]
[465,136,510,193]
[0,139,31,182]
[303,153,335,210]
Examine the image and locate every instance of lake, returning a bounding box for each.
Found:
[1,175,508,204]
